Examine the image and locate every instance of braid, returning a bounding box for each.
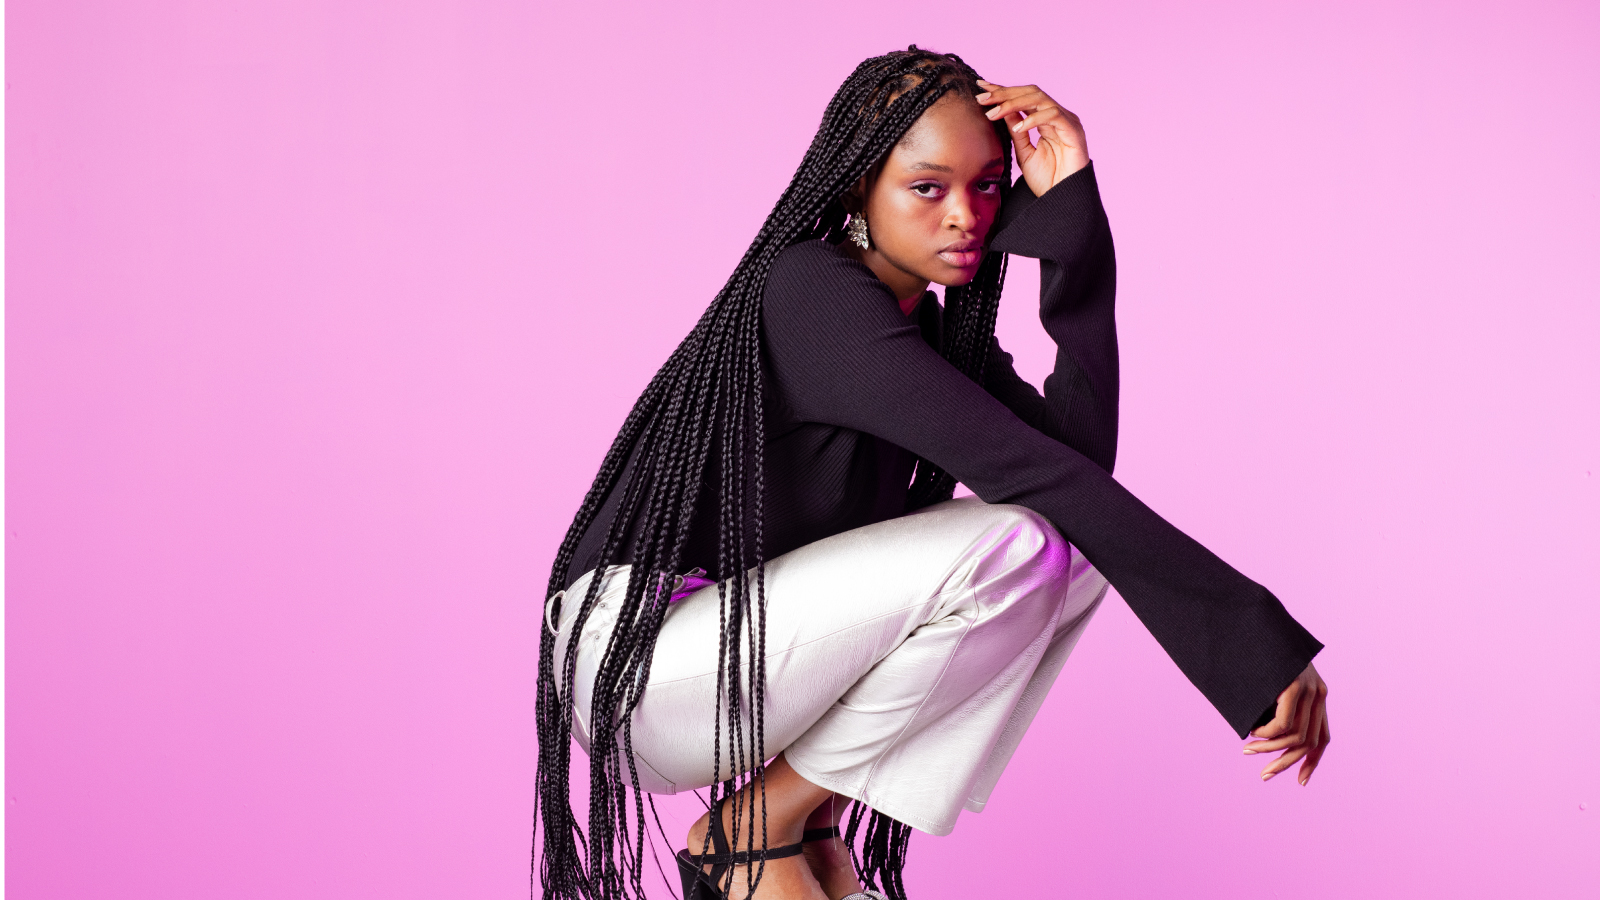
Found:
[534,45,1013,900]
[904,244,1010,510]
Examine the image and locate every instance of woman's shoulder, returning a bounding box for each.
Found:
[763,239,903,345]
[770,238,854,281]
[767,239,891,307]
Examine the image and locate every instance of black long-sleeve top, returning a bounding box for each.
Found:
[568,163,1322,737]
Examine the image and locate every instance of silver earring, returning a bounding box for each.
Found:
[846,213,870,250]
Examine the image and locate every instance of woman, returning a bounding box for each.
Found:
[536,47,1330,900]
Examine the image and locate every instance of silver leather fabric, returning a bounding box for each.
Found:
[551,497,1108,836]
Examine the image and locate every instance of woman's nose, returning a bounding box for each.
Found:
[944,200,975,231]
[944,193,983,231]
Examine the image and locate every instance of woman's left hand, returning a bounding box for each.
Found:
[975,80,1090,196]
[1243,661,1331,785]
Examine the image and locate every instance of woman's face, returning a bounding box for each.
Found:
[848,92,1006,304]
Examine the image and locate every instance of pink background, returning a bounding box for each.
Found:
[7,1,1598,897]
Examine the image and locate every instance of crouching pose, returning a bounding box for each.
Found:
[535,45,1330,900]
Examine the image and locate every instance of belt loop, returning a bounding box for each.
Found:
[544,590,565,636]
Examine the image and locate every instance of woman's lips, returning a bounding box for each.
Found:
[938,247,983,268]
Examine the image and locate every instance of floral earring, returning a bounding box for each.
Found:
[846,213,870,250]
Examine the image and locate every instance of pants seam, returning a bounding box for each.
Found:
[855,584,976,798]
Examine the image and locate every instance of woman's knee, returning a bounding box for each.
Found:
[977,503,1072,580]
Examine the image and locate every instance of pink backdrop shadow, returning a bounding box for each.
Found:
[7,1,1598,897]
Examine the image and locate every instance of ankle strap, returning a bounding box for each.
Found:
[685,841,805,865]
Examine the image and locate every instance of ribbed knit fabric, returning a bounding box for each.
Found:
[567,163,1322,737]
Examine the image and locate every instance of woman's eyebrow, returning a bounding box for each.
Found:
[904,157,1005,174]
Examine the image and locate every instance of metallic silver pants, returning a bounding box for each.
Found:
[551,497,1108,836]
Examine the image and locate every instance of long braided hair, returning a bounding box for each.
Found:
[535,46,1015,900]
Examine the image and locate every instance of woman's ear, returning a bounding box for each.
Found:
[840,175,869,214]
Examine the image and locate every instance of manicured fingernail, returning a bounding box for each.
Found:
[975,92,991,101]
[1242,748,1257,755]
[1262,772,1275,781]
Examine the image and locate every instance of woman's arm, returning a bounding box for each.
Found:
[762,239,1321,741]
[980,82,1331,784]
[975,80,1119,470]
[978,162,1120,473]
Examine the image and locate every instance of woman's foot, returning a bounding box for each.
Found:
[685,809,826,899]
[799,820,865,900]
[683,754,832,899]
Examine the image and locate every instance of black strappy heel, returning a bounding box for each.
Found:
[676,800,808,900]
[801,825,841,844]
[675,814,888,900]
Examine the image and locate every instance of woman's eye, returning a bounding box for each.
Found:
[978,181,1001,194]
[910,183,945,198]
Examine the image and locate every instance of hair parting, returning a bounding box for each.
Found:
[534,45,1015,900]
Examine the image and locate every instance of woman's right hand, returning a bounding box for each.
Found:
[974,80,1090,196]
[1242,661,1331,785]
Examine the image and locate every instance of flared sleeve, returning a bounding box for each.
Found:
[761,164,1322,736]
